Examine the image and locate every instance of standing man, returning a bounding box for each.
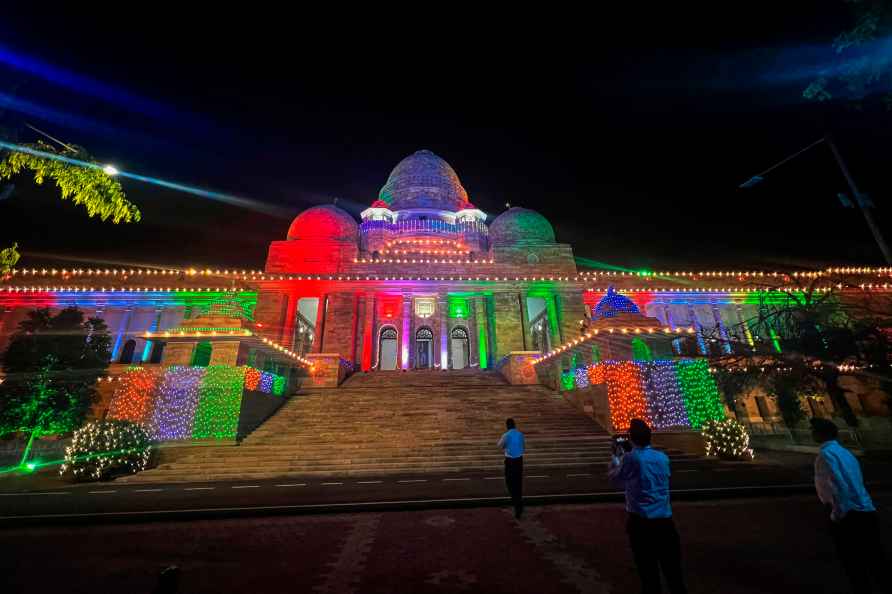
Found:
[811,417,887,593]
[608,418,686,594]
[498,418,525,519]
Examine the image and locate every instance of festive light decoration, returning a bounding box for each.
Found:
[259,370,275,394]
[676,359,726,430]
[534,326,693,364]
[60,420,152,481]
[593,286,641,319]
[193,366,246,440]
[243,366,261,391]
[574,359,722,432]
[640,361,689,429]
[106,365,285,442]
[273,375,286,396]
[148,366,204,440]
[602,361,650,431]
[702,418,754,460]
[106,367,158,425]
[561,371,576,391]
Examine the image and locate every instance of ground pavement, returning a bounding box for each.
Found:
[2,493,890,594]
[3,451,878,520]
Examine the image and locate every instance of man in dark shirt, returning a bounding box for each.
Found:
[608,418,686,594]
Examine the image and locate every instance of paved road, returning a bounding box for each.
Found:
[2,493,890,594]
[0,457,828,521]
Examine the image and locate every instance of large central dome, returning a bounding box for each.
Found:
[378,150,470,212]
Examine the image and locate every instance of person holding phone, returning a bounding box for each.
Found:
[608,418,687,594]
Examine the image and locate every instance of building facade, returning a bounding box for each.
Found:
[1,149,891,427]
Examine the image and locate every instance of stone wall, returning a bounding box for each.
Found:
[306,353,350,388]
[266,239,359,274]
[492,292,525,360]
[497,351,541,385]
[321,293,358,362]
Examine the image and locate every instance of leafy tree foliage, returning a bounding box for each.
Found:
[0,307,112,438]
[0,242,19,276]
[804,0,892,108]
[0,140,140,223]
[707,276,892,429]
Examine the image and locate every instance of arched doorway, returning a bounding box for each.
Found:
[149,341,165,364]
[450,326,470,369]
[378,326,398,370]
[415,327,433,369]
[119,339,136,364]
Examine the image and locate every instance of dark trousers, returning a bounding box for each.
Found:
[830,511,889,593]
[626,513,687,594]
[504,456,523,517]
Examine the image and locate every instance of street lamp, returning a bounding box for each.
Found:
[102,164,119,176]
[739,135,892,265]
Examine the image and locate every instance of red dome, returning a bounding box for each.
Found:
[287,205,358,242]
[370,200,390,208]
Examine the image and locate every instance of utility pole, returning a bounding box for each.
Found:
[740,135,892,265]
[825,135,892,266]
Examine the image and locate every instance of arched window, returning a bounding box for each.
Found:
[416,327,433,340]
[191,341,212,367]
[119,339,137,364]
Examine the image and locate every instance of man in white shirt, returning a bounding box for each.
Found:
[498,418,525,519]
[811,417,886,593]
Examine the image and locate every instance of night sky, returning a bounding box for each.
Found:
[1,5,889,271]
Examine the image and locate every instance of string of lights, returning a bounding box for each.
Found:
[107,365,287,441]
[570,359,724,432]
[7,265,892,282]
[534,326,695,364]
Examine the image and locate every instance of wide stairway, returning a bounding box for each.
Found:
[123,369,617,483]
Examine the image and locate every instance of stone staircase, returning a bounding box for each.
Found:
[121,370,627,483]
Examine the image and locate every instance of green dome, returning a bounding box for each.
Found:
[489,207,555,246]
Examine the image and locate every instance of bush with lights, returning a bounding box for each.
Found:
[701,418,754,461]
[60,419,153,482]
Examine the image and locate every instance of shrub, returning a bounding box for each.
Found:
[702,418,754,461]
[60,420,153,481]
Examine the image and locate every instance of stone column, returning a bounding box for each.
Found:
[468,296,478,367]
[111,307,133,361]
[281,293,297,349]
[141,307,163,362]
[361,292,376,371]
[400,292,411,369]
[519,292,530,351]
[711,302,732,354]
[687,302,707,355]
[438,292,449,369]
[314,294,327,353]
[474,296,490,369]
[545,294,561,349]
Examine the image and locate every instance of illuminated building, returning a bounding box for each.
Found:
[2,149,891,430]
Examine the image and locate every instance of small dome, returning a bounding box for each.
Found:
[594,287,640,319]
[378,149,469,211]
[287,204,358,242]
[369,200,390,209]
[489,207,555,246]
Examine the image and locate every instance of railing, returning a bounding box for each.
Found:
[360,218,488,237]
